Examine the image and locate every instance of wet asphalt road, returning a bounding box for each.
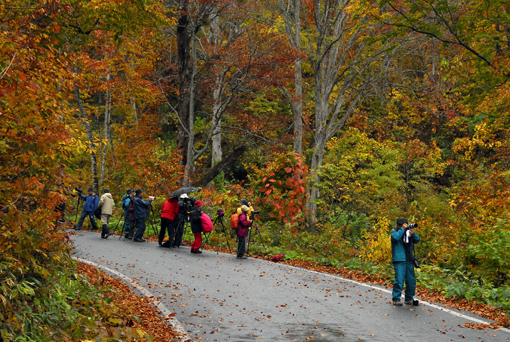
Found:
[71,231,509,342]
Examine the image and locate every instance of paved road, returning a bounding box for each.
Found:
[71,231,509,342]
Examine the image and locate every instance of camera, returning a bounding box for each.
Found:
[407,223,418,229]
[251,211,260,215]
[149,196,155,200]
[75,188,83,194]
[217,209,224,217]
[179,197,195,214]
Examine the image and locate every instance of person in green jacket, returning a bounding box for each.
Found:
[391,218,420,306]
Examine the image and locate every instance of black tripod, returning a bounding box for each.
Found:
[247,214,267,255]
[174,214,190,247]
[73,194,83,228]
[213,213,231,253]
[147,204,159,237]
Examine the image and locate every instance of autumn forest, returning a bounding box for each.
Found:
[1,0,510,339]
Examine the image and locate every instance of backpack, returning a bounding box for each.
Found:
[122,195,129,209]
[94,206,102,219]
[230,212,239,229]
[201,213,214,233]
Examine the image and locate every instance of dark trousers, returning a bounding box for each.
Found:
[159,218,176,245]
[237,235,246,257]
[123,209,131,236]
[77,211,97,230]
[174,218,185,247]
[128,220,135,237]
[134,218,146,240]
[392,261,416,302]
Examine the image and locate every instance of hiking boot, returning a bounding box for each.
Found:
[134,238,146,242]
[104,233,113,239]
[196,249,202,254]
[393,301,403,306]
[404,300,413,305]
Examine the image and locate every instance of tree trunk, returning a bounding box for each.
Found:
[292,0,303,155]
[74,87,99,192]
[211,75,223,166]
[194,145,247,187]
[293,58,303,154]
[100,81,111,188]
[183,28,197,187]
[177,0,191,172]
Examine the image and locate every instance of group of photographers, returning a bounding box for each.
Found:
[75,187,153,242]
[76,187,421,303]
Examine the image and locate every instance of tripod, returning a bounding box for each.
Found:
[174,214,190,247]
[109,209,125,235]
[147,204,160,237]
[73,195,83,228]
[247,215,267,255]
[213,214,231,253]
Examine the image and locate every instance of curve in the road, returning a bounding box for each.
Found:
[72,256,191,341]
[283,263,510,332]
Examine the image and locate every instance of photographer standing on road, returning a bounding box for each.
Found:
[133,189,153,242]
[122,189,134,238]
[391,218,420,306]
[98,188,114,239]
[237,199,254,251]
[159,195,179,247]
[190,200,204,254]
[236,205,252,259]
[173,194,194,248]
[75,187,98,231]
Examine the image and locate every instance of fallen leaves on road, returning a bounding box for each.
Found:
[77,262,189,341]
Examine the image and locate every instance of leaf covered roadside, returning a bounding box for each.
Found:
[0,255,182,341]
[75,262,185,342]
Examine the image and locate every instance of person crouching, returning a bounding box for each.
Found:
[190,200,204,254]
[236,205,252,259]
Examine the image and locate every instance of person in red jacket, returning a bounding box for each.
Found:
[159,195,180,247]
[236,205,252,259]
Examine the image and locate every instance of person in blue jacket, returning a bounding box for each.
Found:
[133,189,153,242]
[121,188,134,238]
[75,187,98,230]
[391,218,420,306]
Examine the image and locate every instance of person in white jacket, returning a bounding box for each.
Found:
[98,188,115,239]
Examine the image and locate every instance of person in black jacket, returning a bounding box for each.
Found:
[190,200,204,254]
[133,189,153,242]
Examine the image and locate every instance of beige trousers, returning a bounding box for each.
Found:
[101,214,111,225]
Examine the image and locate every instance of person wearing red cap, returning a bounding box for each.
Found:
[190,200,204,253]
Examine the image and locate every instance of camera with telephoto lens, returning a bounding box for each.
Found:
[251,211,260,215]
[75,188,83,195]
[217,209,224,218]
[179,197,196,215]
[407,223,418,229]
